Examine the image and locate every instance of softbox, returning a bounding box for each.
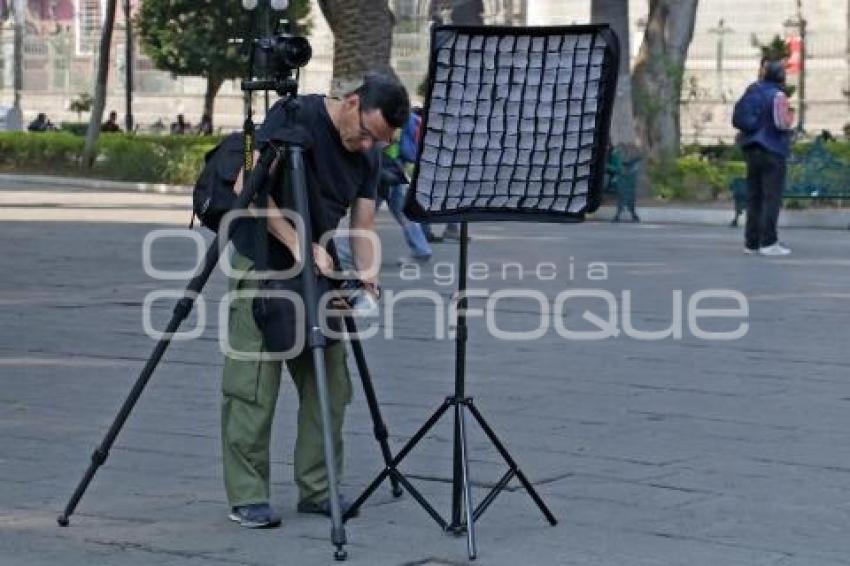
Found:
[405,24,620,223]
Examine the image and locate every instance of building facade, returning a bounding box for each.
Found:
[1,0,848,139]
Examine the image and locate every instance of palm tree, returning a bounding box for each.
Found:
[591,0,636,149]
[82,0,119,169]
[317,0,396,95]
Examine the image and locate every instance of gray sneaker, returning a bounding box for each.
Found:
[228,503,281,528]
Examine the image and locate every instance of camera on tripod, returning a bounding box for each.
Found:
[241,0,312,96]
[247,34,311,94]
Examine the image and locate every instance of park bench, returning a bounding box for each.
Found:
[729,137,850,226]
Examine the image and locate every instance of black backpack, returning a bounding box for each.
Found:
[192,133,246,232]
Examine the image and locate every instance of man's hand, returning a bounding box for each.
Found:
[350,197,380,285]
[313,243,334,277]
[362,281,381,300]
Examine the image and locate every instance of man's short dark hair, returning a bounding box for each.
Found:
[353,72,411,129]
[762,59,786,84]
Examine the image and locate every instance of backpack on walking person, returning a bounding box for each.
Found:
[732,84,768,133]
[732,60,795,135]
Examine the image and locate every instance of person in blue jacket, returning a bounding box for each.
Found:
[736,59,796,256]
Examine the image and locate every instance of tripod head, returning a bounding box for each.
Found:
[240,0,310,99]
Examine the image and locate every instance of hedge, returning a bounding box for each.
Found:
[0,131,222,185]
[649,155,746,201]
[652,140,850,202]
[2,131,847,200]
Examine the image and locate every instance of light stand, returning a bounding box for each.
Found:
[345,222,557,560]
[347,24,620,560]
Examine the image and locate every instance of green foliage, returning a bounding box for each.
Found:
[682,143,744,162]
[0,132,84,167]
[757,35,791,61]
[59,122,89,136]
[137,0,250,84]
[649,155,746,201]
[0,132,221,185]
[653,140,850,202]
[792,140,850,162]
[68,92,93,120]
[137,0,311,85]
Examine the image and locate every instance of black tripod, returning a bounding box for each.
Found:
[57,94,400,562]
[345,222,557,559]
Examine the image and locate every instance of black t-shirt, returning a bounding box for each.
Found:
[233,94,380,269]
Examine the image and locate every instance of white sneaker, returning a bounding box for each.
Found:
[758,243,791,256]
[743,247,757,255]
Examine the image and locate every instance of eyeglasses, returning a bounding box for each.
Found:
[358,111,390,150]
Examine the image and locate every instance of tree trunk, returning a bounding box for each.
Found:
[450,0,483,25]
[427,0,483,25]
[631,0,698,163]
[591,0,636,149]
[82,0,118,169]
[203,75,224,128]
[9,0,24,129]
[317,0,395,96]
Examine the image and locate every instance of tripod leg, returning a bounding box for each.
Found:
[308,340,347,560]
[58,308,189,526]
[57,148,277,527]
[458,405,477,560]
[343,316,402,498]
[466,402,557,526]
[345,397,453,525]
[287,145,346,561]
[450,404,463,530]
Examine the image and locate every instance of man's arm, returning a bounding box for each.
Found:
[233,154,334,274]
[773,91,796,131]
[349,197,381,290]
[233,155,298,253]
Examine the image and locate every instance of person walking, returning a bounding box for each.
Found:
[733,59,796,256]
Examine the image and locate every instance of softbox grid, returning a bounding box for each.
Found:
[406,25,619,223]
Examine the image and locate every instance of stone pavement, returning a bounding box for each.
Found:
[1,183,850,565]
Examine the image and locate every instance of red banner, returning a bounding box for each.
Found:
[785,35,802,74]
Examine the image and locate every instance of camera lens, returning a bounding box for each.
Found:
[275,35,312,69]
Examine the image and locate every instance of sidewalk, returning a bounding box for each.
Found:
[1,172,848,230]
[0,173,192,195]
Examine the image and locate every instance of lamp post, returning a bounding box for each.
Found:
[123,0,133,132]
[708,18,733,101]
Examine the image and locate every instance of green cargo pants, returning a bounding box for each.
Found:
[221,253,352,508]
